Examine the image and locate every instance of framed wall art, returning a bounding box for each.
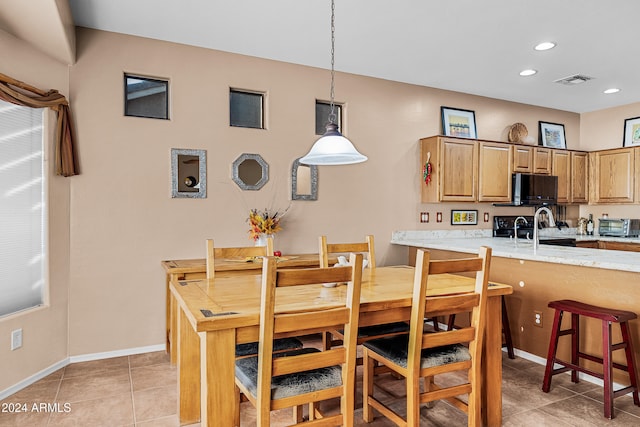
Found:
[538,121,566,149]
[451,209,478,225]
[623,116,640,147]
[441,106,477,139]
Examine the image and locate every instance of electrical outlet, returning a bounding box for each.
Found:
[533,311,543,328]
[11,329,22,350]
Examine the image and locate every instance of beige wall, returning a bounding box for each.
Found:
[0,30,70,392]
[64,28,583,356]
[2,23,637,393]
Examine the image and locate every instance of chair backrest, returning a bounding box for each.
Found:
[256,253,363,425]
[409,247,491,418]
[205,238,274,279]
[319,234,376,269]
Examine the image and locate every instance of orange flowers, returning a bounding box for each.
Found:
[248,209,282,241]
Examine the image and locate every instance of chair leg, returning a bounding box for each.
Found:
[233,385,241,427]
[542,309,563,392]
[406,371,421,426]
[571,313,580,383]
[620,321,640,407]
[362,349,375,422]
[322,331,333,350]
[603,320,614,419]
[501,296,515,359]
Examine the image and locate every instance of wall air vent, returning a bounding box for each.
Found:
[554,74,595,85]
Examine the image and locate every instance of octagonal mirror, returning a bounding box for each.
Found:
[232,153,269,190]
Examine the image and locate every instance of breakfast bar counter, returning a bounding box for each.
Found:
[391,230,640,273]
[391,230,640,390]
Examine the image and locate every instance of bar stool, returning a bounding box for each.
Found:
[542,299,640,419]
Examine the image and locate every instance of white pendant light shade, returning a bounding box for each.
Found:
[300,123,367,165]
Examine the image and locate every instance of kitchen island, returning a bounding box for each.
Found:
[392,230,640,386]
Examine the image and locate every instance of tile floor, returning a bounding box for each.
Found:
[2,339,640,426]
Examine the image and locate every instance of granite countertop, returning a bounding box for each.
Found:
[391,230,640,273]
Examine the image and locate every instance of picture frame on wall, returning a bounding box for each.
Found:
[623,116,640,147]
[441,106,477,139]
[538,121,566,149]
[451,209,478,225]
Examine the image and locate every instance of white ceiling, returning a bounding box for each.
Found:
[68,0,639,113]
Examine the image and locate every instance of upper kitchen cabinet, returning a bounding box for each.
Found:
[420,136,478,202]
[513,145,533,173]
[552,150,570,203]
[590,147,635,204]
[570,151,589,204]
[550,149,589,204]
[512,145,551,175]
[533,147,552,174]
[636,148,640,203]
[478,141,512,202]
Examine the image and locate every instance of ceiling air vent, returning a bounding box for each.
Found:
[554,74,595,86]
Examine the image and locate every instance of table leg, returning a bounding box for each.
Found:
[169,273,182,364]
[483,295,503,426]
[178,307,201,425]
[200,329,236,426]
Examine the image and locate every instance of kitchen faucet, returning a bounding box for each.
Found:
[513,216,528,247]
[533,206,556,253]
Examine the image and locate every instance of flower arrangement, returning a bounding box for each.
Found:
[247,208,283,241]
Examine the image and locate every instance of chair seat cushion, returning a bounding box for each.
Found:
[235,348,342,400]
[235,337,303,357]
[363,334,470,369]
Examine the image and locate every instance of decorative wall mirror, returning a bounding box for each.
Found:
[232,153,269,190]
[171,148,206,198]
[291,158,318,200]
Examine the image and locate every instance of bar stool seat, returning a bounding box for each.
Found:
[542,299,640,419]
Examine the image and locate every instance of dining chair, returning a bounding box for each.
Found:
[234,253,364,426]
[319,235,410,355]
[362,246,492,426]
[205,239,302,358]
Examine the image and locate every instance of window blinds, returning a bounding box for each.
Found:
[0,100,45,317]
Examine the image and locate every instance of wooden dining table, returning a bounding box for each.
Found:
[170,265,512,427]
[162,254,336,362]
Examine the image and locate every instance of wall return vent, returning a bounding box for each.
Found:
[554,74,595,85]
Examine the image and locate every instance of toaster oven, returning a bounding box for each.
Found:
[598,218,640,237]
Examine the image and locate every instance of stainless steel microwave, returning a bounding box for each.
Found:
[598,218,640,237]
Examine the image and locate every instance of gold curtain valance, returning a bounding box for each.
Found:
[0,72,78,177]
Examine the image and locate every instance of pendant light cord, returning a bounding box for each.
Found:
[328,0,337,124]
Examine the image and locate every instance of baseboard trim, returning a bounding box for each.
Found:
[0,343,165,400]
[0,358,69,401]
[68,343,166,364]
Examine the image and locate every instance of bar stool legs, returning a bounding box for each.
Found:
[542,299,640,419]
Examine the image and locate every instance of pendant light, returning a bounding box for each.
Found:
[299,0,367,165]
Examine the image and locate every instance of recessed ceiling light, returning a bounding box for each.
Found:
[534,42,556,51]
[519,69,537,77]
[603,88,620,94]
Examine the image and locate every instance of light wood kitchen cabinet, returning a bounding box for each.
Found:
[552,150,570,203]
[570,151,589,203]
[515,146,551,174]
[478,141,512,201]
[598,240,640,252]
[636,148,640,203]
[575,240,599,249]
[552,150,589,204]
[533,147,552,174]
[590,148,635,204]
[420,136,478,202]
[513,145,533,173]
